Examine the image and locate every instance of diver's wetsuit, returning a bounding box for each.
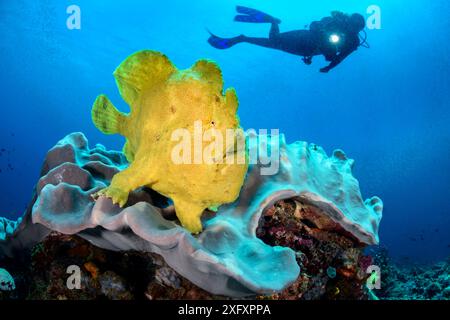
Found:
[239,23,319,57]
[208,6,363,72]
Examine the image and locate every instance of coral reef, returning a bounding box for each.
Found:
[370,248,450,300]
[0,267,15,291]
[0,217,21,241]
[2,231,447,300]
[0,197,370,300]
[91,50,248,233]
[0,133,296,297]
[0,131,382,297]
[255,199,369,300]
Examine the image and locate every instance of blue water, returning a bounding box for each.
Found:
[0,0,449,263]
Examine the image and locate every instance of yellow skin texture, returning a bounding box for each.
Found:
[91,50,248,233]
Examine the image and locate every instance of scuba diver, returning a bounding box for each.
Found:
[208,6,369,73]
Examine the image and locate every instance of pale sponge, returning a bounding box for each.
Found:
[0,268,15,291]
[0,132,382,296]
[91,50,248,233]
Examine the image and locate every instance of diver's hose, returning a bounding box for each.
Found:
[359,30,370,48]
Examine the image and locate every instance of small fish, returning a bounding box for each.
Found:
[0,268,15,291]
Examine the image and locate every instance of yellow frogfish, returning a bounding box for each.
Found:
[91,50,248,233]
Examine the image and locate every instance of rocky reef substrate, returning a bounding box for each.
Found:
[0,198,372,300]
[370,248,450,300]
[1,235,448,300]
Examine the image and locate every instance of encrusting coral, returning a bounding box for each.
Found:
[91,50,248,233]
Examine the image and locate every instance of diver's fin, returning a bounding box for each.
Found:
[207,32,244,50]
[234,6,281,24]
[113,50,177,107]
[92,94,128,135]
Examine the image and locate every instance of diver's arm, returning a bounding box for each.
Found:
[320,37,360,72]
[320,49,354,73]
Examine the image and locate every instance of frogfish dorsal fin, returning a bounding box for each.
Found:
[113,50,177,107]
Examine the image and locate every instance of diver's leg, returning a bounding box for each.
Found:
[269,22,280,39]
[240,36,277,49]
[208,33,245,49]
[241,36,281,50]
[208,32,277,50]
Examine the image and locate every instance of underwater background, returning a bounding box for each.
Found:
[0,0,448,264]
